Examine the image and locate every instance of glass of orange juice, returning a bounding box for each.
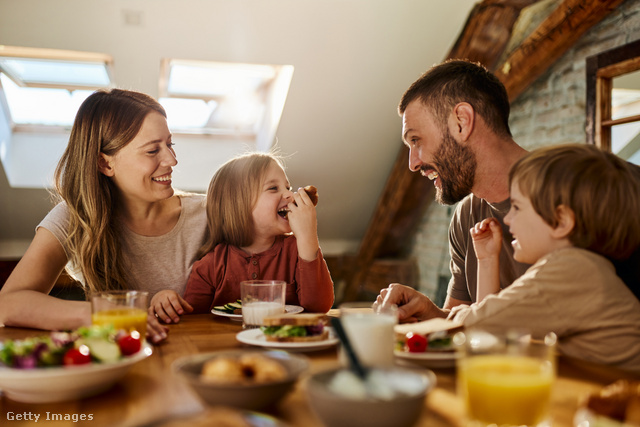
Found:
[91,291,148,337]
[456,329,557,427]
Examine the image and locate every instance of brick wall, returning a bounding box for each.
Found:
[408,0,640,302]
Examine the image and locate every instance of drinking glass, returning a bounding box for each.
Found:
[456,329,557,427]
[91,290,149,336]
[240,280,286,329]
[339,301,398,368]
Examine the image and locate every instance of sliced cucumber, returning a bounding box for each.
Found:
[227,302,242,309]
[213,305,229,312]
[80,337,120,363]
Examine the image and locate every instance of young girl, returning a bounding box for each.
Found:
[457,143,640,372]
[182,152,334,313]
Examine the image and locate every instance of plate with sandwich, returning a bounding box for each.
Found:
[212,304,304,320]
[236,313,338,351]
[393,318,463,368]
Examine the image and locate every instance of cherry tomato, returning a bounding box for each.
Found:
[63,345,92,365]
[405,332,428,353]
[118,332,142,356]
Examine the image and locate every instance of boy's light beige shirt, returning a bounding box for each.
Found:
[451,247,640,374]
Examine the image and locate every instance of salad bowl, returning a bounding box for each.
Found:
[0,333,153,403]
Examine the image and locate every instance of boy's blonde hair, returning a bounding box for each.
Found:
[197,152,285,259]
[509,143,640,260]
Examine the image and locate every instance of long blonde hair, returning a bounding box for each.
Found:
[53,88,167,293]
[197,152,284,259]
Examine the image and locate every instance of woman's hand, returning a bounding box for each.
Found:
[470,218,502,260]
[149,290,194,324]
[146,313,169,344]
[287,187,319,261]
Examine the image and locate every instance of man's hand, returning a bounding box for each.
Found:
[373,283,448,323]
[149,290,194,324]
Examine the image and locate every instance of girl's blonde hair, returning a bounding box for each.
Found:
[54,88,167,293]
[197,152,285,259]
[509,143,640,260]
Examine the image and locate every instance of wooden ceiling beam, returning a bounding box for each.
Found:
[448,0,540,70]
[494,0,627,101]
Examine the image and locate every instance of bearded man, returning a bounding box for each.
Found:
[376,59,640,322]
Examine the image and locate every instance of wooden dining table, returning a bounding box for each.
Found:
[1,312,638,427]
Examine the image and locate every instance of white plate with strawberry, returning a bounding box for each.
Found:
[0,325,152,403]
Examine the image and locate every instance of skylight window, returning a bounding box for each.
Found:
[0,46,114,128]
[0,75,94,126]
[159,59,293,138]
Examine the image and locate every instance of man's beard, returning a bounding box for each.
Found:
[430,129,477,205]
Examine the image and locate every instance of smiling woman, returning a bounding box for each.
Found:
[0,88,207,343]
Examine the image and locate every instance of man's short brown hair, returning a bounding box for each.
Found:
[509,143,640,260]
[398,59,511,137]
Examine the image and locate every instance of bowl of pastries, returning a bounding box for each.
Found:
[172,349,309,411]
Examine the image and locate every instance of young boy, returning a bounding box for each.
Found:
[454,143,640,373]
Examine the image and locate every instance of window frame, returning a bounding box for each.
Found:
[586,39,640,150]
[0,45,114,132]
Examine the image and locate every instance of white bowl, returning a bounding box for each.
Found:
[306,366,436,427]
[172,349,309,411]
[0,342,153,403]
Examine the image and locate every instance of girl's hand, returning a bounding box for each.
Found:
[149,290,194,324]
[470,218,502,260]
[287,187,319,261]
[146,313,169,344]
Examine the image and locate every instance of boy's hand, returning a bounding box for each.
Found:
[287,187,319,261]
[470,218,502,260]
[149,290,194,324]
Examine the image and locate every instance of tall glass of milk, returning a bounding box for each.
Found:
[339,302,398,367]
[241,280,286,329]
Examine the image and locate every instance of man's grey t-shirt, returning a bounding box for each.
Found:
[447,194,531,303]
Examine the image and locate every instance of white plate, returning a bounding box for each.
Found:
[212,305,304,320]
[394,349,459,368]
[0,342,153,403]
[236,327,338,352]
